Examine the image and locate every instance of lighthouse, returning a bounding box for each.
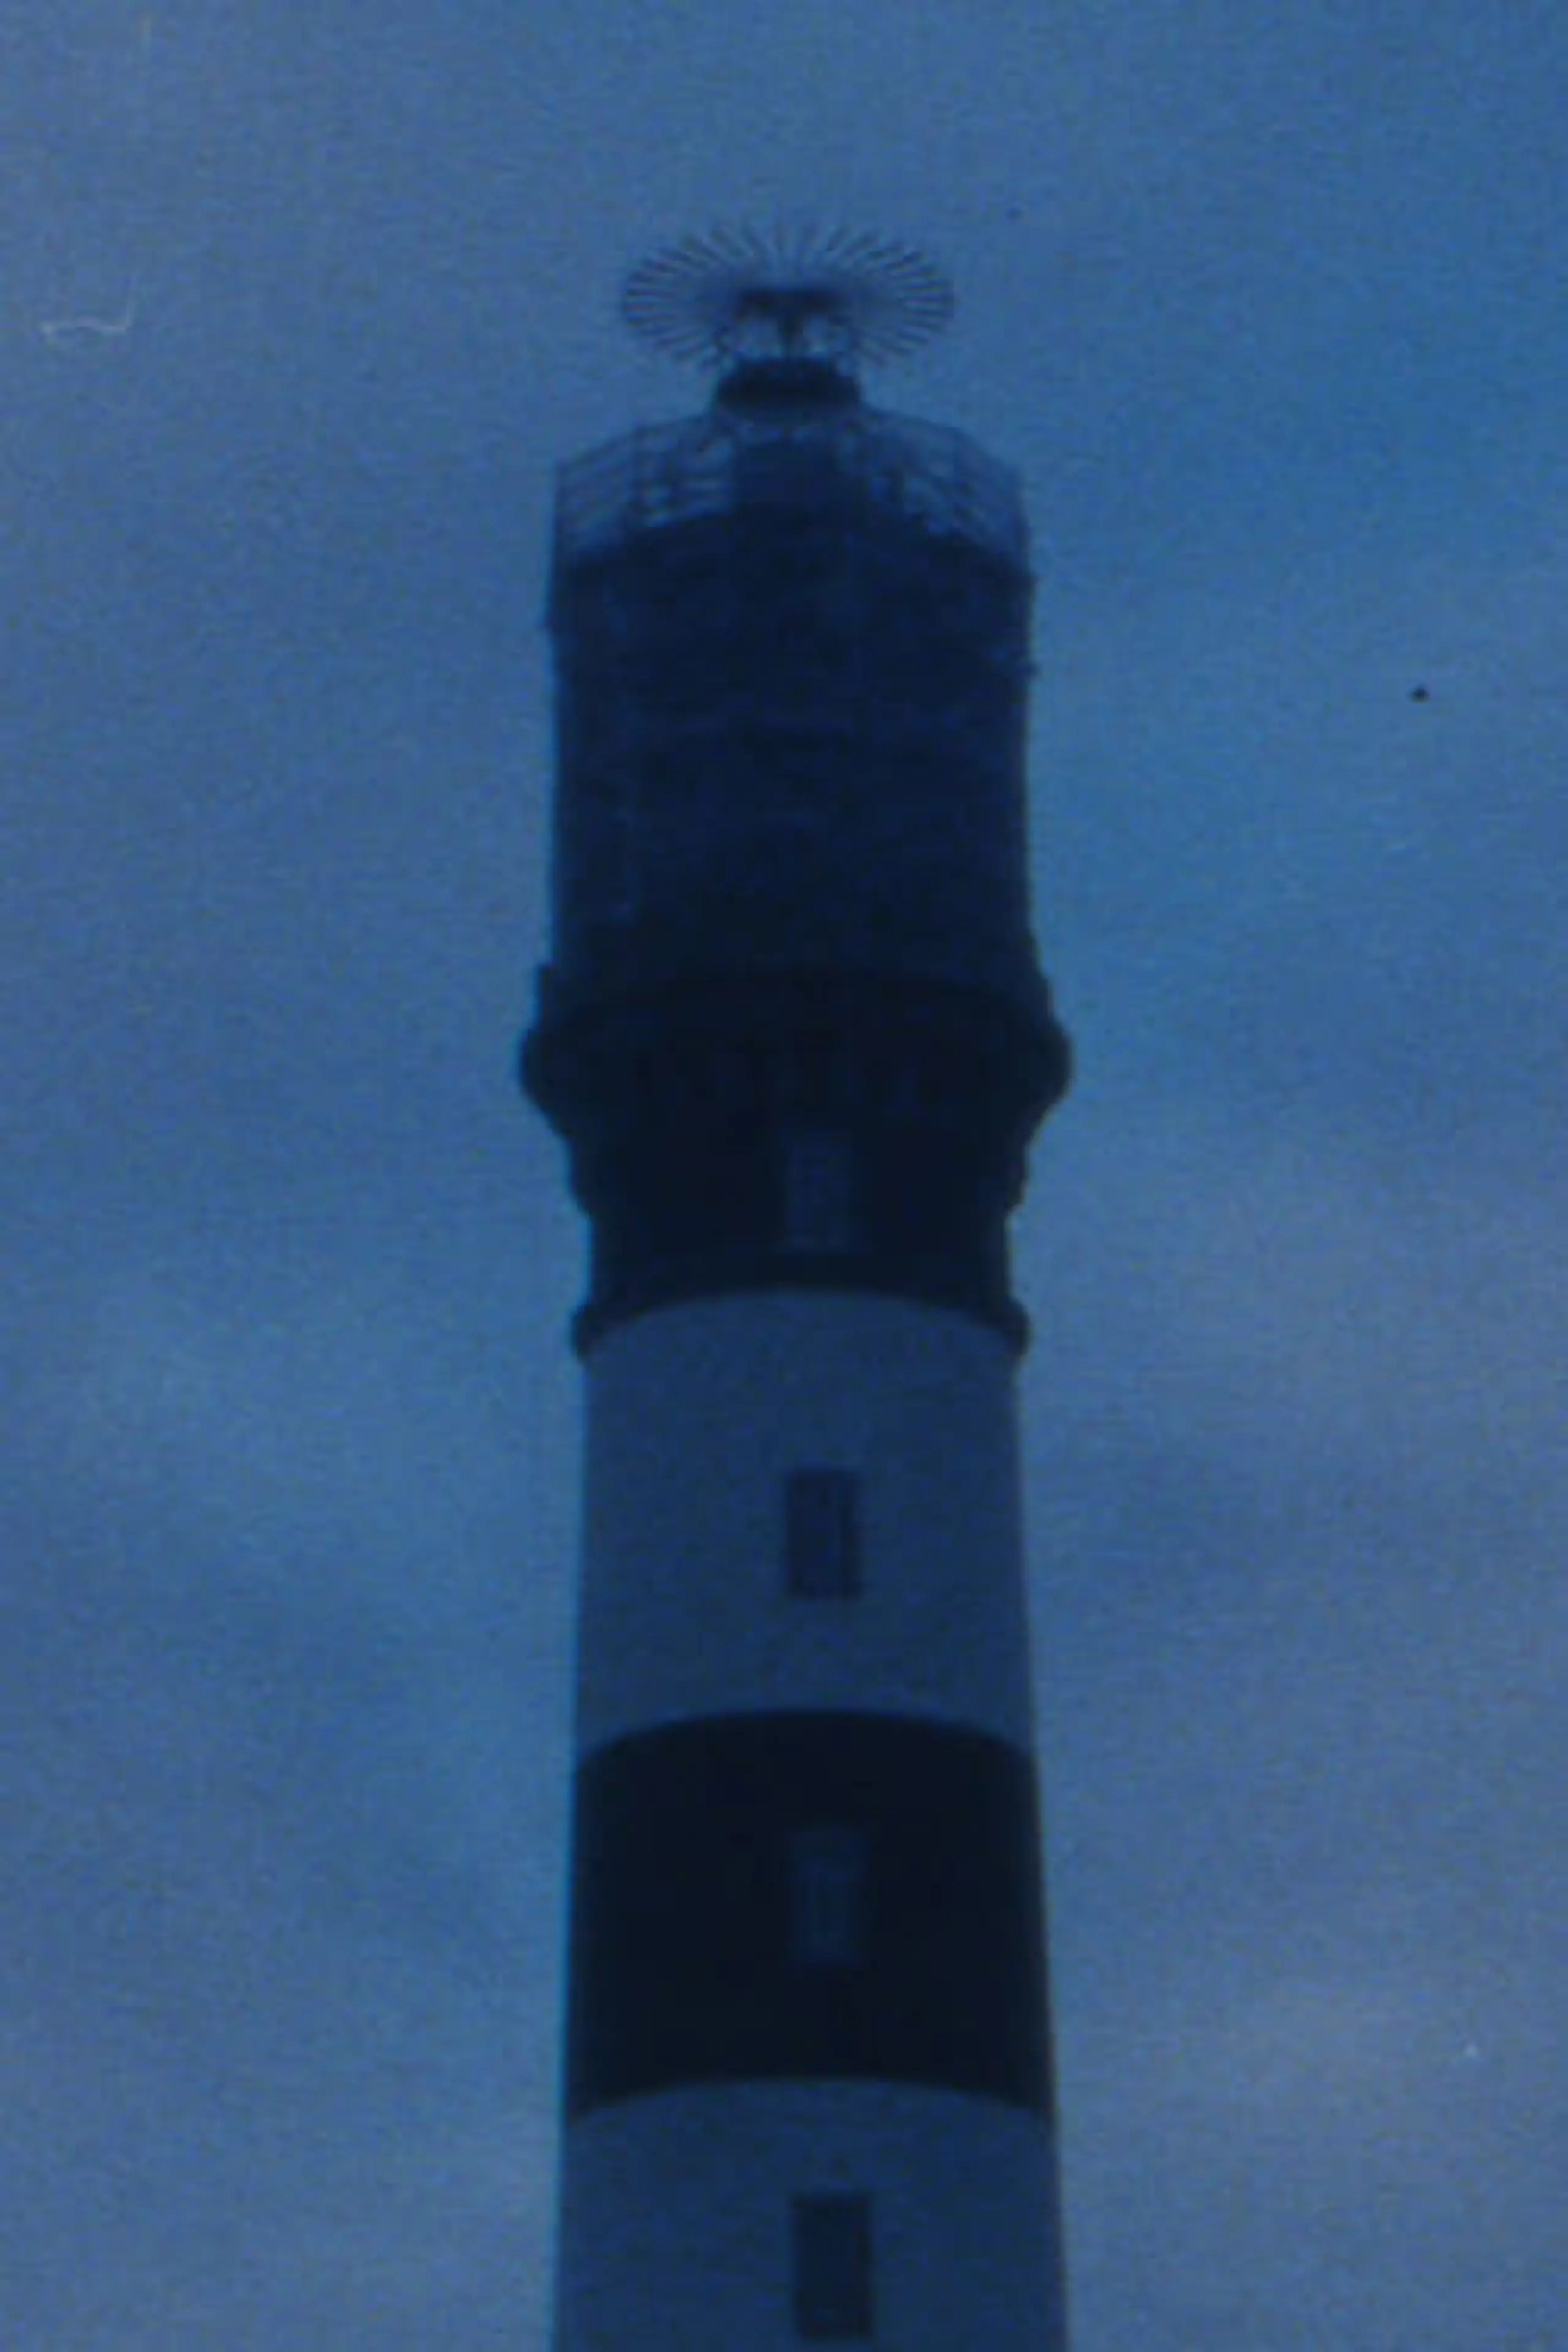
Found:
[522,228,1073,2350]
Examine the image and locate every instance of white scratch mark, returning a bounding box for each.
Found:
[40,271,141,349]
[40,15,157,351]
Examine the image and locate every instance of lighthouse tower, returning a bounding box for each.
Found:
[522,229,1073,2350]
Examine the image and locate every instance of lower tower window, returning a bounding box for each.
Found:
[792,2193,874,2340]
[788,1824,867,1968]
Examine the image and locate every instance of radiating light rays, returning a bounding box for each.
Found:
[620,224,954,371]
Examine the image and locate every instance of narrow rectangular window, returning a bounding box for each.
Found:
[793,2193,874,2340]
[782,1128,853,1253]
[785,1468,861,1599]
[603,791,638,919]
[789,1825,867,1969]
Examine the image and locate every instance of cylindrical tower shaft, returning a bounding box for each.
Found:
[523,247,1071,2350]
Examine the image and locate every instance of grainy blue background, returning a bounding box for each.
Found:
[6,3,1563,2343]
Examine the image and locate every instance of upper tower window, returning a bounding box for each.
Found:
[784,1468,861,1599]
[791,2193,875,2339]
[782,1127,854,1252]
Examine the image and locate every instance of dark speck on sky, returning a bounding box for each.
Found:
[5,4,1564,2346]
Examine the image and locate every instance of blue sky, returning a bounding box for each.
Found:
[5,2,1564,2344]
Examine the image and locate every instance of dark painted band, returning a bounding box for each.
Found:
[562,1709,1057,2122]
[522,964,1068,1362]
